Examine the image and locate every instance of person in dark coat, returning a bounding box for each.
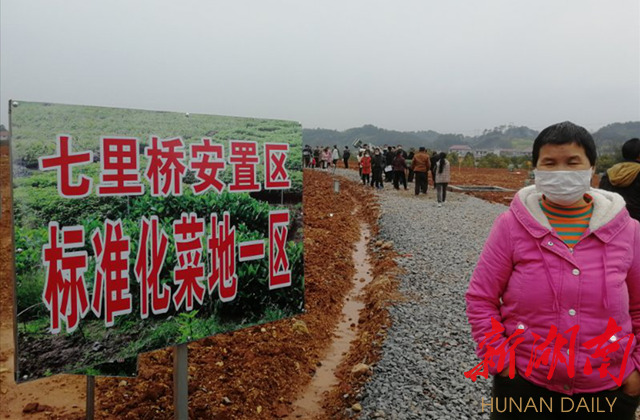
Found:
[343,146,351,169]
[392,150,408,190]
[371,147,384,189]
[397,145,408,159]
[314,146,321,168]
[599,138,640,221]
[385,146,395,182]
[303,145,312,167]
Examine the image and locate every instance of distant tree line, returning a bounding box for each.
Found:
[303,121,637,153]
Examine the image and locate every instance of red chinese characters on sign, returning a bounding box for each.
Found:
[37,133,297,332]
[39,135,93,198]
[238,240,265,262]
[98,137,144,196]
[172,213,207,311]
[189,138,226,195]
[41,210,293,333]
[465,317,634,385]
[135,216,171,318]
[269,210,291,289]
[91,220,133,327]
[264,143,291,190]
[208,212,238,302]
[42,222,90,333]
[41,135,291,196]
[228,140,260,192]
[144,137,187,197]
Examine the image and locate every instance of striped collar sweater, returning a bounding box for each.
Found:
[539,195,594,248]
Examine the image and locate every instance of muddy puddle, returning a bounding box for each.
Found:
[288,222,374,418]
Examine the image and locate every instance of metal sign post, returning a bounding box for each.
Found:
[86,375,95,420]
[174,344,188,420]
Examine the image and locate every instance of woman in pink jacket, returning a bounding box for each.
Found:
[466,121,640,419]
[321,147,332,169]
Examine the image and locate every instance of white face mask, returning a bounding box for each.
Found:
[533,169,593,206]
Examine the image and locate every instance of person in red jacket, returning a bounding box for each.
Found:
[360,150,372,186]
[466,121,640,419]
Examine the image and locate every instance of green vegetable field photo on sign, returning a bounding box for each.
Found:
[9,101,304,382]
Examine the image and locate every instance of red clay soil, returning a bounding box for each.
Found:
[449,166,600,206]
[448,166,529,205]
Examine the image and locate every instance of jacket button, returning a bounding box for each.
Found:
[610,335,617,342]
[572,269,580,276]
[547,241,554,246]
[569,309,576,316]
[569,248,574,254]
[517,324,525,330]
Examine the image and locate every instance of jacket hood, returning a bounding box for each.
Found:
[607,161,640,188]
[511,185,632,314]
[511,185,630,241]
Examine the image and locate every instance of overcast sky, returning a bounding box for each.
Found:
[1,0,638,135]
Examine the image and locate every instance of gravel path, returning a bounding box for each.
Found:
[332,168,507,419]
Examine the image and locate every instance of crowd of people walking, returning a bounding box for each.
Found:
[303,143,452,205]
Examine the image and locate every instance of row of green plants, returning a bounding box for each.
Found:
[11,101,302,170]
[13,161,302,230]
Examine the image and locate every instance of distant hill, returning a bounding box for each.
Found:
[592,122,640,153]
[303,121,638,153]
[303,124,425,150]
[469,125,538,150]
[302,124,536,151]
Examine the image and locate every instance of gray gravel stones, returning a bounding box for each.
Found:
[332,168,507,419]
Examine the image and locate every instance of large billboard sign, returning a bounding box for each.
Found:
[9,101,303,382]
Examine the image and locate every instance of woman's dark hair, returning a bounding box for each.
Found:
[532,121,597,167]
[622,138,640,161]
[438,152,447,174]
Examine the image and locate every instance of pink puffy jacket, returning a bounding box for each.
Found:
[466,185,640,395]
